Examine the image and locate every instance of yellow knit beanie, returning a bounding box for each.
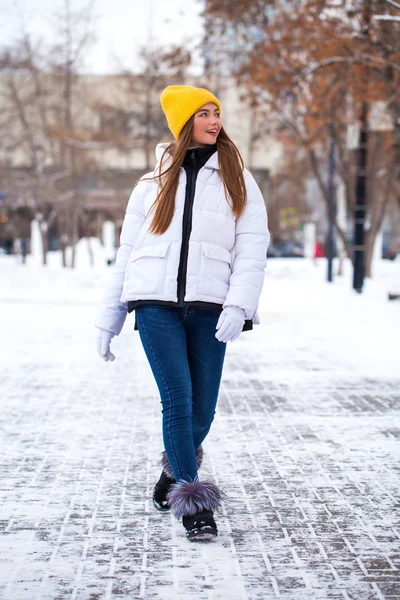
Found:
[160,85,221,140]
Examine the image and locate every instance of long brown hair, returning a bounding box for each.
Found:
[147,117,247,235]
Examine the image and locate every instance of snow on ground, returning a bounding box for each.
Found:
[0,248,399,599]
[2,245,398,380]
[259,257,400,380]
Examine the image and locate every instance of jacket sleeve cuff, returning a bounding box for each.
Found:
[95,305,128,336]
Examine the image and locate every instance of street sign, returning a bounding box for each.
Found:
[280,207,298,228]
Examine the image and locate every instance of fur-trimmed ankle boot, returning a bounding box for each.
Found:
[167,480,224,541]
[152,446,204,512]
[153,471,175,511]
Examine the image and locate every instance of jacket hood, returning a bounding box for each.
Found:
[154,142,219,175]
[155,142,172,163]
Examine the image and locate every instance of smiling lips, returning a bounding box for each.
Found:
[206,129,219,136]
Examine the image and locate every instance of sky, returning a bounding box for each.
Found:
[1,0,204,74]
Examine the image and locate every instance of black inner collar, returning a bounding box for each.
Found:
[182,144,217,168]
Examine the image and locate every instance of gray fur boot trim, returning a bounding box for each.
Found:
[160,445,204,480]
[167,480,224,519]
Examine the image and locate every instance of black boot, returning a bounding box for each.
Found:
[167,480,224,542]
[182,510,218,541]
[153,471,175,511]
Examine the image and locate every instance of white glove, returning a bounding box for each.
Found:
[215,306,245,343]
[97,329,116,362]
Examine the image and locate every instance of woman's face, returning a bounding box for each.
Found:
[191,103,221,147]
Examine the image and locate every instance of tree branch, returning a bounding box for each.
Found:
[301,54,400,79]
[385,0,400,10]
[374,15,400,21]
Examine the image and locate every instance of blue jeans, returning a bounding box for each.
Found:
[135,306,226,482]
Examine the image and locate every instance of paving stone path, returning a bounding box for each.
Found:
[0,300,399,599]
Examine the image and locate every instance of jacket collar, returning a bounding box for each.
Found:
[203,151,219,170]
[182,145,217,169]
[154,142,220,174]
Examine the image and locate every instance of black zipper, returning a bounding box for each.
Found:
[177,149,196,305]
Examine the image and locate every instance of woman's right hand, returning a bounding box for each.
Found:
[97,329,116,362]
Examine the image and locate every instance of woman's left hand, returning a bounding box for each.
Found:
[97,329,116,361]
[215,306,245,343]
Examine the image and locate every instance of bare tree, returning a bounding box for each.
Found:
[0,39,67,265]
[96,45,190,170]
[48,0,97,267]
[0,0,97,266]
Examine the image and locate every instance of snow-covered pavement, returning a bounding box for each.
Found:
[0,254,399,599]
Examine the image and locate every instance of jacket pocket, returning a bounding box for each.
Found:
[127,242,170,295]
[201,243,232,264]
[199,242,231,298]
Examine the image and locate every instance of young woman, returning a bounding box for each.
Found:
[96,85,269,541]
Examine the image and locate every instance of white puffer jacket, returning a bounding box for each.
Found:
[96,143,270,335]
